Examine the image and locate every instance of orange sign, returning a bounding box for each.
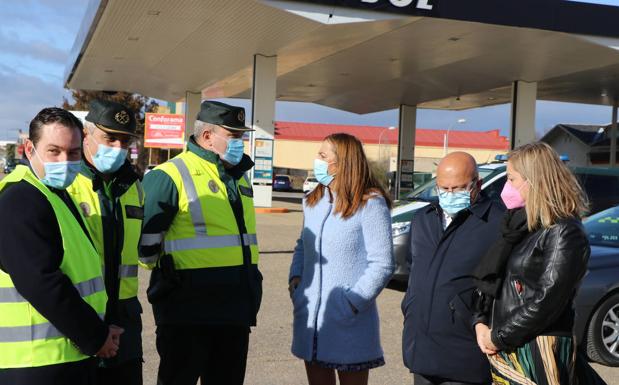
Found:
[144,113,185,149]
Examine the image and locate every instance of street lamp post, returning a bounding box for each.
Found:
[443,118,466,156]
[378,126,396,165]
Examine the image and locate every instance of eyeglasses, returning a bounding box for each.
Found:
[436,179,477,196]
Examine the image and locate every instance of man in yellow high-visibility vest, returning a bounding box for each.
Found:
[0,107,122,385]
[67,99,144,385]
[140,100,262,385]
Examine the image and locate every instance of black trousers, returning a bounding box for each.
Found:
[0,358,97,385]
[96,358,143,385]
[414,373,491,385]
[156,324,250,385]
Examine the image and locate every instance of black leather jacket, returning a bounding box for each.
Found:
[489,217,590,351]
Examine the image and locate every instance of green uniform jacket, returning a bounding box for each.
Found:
[140,137,262,326]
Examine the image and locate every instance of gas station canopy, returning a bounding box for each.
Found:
[66,0,619,114]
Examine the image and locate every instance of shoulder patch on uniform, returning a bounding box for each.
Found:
[79,202,91,217]
[208,180,219,194]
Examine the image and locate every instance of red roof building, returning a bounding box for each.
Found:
[274,121,509,150]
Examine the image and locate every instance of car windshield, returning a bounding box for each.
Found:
[405,167,499,201]
[584,205,619,248]
[306,178,317,183]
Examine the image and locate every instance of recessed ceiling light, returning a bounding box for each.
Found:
[147,10,160,16]
[448,37,460,42]
[104,69,114,73]
[488,97,496,101]
[602,92,608,97]
[308,84,316,88]
[389,57,399,62]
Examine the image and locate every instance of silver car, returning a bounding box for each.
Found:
[576,205,619,366]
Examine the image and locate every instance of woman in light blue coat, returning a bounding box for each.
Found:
[289,133,395,385]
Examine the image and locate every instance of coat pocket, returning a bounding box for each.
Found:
[449,287,476,333]
[329,286,358,324]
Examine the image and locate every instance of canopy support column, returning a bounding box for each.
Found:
[510,81,537,149]
[251,54,277,207]
[184,91,201,143]
[396,105,417,199]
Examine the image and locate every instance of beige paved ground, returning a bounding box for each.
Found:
[135,199,619,384]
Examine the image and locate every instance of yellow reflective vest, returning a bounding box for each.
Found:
[67,173,144,300]
[0,165,107,368]
[140,151,258,269]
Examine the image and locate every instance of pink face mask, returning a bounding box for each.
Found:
[500,180,526,209]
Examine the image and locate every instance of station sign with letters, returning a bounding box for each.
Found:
[144,113,185,149]
[280,0,619,39]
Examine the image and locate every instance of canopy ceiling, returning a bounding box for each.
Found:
[65,0,619,113]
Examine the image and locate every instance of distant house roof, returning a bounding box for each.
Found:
[541,124,608,146]
[274,121,510,150]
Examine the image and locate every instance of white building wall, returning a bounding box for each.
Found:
[544,133,590,167]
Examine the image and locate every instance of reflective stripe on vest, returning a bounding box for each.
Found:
[141,233,163,246]
[139,233,163,266]
[0,166,107,369]
[170,158,207,234]
[119,264,138,278]
[0,276,104,303]
[164,233,258,252]
[0,313,105,343]
[156,152,259,270]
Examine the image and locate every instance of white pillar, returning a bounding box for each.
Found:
[611,101,617,167]
[250,54,277,207]
[184,91,201,143]
[510,81,537,149]
[396,105,417,199]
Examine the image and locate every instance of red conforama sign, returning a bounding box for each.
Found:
[144,113,185,149]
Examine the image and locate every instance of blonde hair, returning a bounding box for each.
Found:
[508,142,588,230]
[306,133,391,218]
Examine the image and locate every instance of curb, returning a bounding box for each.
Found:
[255,207,290,214]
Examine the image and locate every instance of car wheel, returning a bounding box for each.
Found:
[586,292,619,366]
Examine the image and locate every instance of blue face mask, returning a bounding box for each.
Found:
[313,159,334,186]
[220,137,245,166]
[33,148,81,190]
[92,143,128,173]
[438,190,471,217]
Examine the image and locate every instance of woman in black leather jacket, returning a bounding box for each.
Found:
[473,142,591,385]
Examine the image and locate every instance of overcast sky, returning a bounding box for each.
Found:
[0,0,616,141]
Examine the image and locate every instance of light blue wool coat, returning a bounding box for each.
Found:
[289,191,394,364]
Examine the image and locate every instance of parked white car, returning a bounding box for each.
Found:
[302,177,319,193]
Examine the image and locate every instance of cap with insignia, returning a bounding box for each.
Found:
[196,100,254,132]
[85,99,138,137]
